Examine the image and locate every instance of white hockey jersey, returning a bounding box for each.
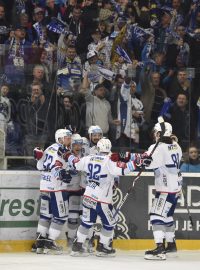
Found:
[74,154,132,204]
[37,143,67,192]
[146,141,183,193]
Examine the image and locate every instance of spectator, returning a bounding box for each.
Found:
[57,45,82,92]
[0,84,11,133]
[83,82,120,136]
[19,13,37,43]
[4,26,32,98]
[27,64,50,97]
[62,94,80,131]
[0,2,10,72]
[115,79,144,151]
[180,145,200,172]
[23,82,49,157]
[63,5,82,37]
[166,93,190,151]
[167,68,190,101]
[140,71,167,124]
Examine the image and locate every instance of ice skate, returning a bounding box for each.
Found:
[32,234,46,254]
[96,242,116,257]
[70,239,89,257]
[85,237,95,254]
[31,234,44,253]
[144,243,166,260]
[43,239,63,255]
[165,241,177,257]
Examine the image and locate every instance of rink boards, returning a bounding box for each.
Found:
[0,171,200,252]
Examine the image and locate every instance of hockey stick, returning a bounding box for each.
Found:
[181,188,194,228]
[113,116,165,218]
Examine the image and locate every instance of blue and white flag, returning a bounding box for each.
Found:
[47,17,66,34]
[115,46,132,64]
[128,24,153,46]
[33,22,44,42]
[160,5,174,14]
[160,97,172,117]
[98,66,116,81]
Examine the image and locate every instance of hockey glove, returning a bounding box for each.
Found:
[33,147,44,160]
[59,169,72,183]
[57,146,71,161]
[134,153,152,169]
[110,151,130,163]
[68,154,80,170]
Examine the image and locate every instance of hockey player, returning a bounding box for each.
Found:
[143,122,182,260]
[66,133,84,247]
[68,138,150,257]
[34,129,72,254]
[88,125,103,154]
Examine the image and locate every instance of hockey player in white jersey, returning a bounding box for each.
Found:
[144,122,182,260]
[88,125,103,154]
[66,133,84,247]
[68,138,150,257]
[34,129,72,254]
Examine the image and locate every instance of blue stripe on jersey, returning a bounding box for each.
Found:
[100,174,107,178]
[166,164,177,168]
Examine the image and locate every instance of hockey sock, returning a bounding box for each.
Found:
[48,220,66,240]
[77,225,90,243]
[99,228,113,246]
[165,224,175,242]
[37,218,50,237]
[152,224,165,244]
[68,218,79,240]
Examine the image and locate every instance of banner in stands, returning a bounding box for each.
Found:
[0,172,200,240]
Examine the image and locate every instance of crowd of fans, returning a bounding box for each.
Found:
[0,0,200,170]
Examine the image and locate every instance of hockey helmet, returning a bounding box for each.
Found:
[88,125,103,136]
[97,138,112,153]
[55,129,72,144]
[71,133,83,145]
[154,122,172,137]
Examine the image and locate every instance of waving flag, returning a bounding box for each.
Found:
[47,17,66,34]
[128,24,154,46]
[115,46,132,64]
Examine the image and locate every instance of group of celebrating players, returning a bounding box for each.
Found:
[32,120,183,261]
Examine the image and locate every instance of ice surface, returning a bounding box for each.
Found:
[0,251,200,270]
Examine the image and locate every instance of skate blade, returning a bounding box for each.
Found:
[43,248,63,255]
[70,251,89,257]
[96,252,116,258]
[36,248,44,254]
[144,254,166,260]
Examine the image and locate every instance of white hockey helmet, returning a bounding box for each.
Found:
[71,133,83,145]
[97,138,112,153]
[88,125,103,136]
[55,129,72,144]
[154,122,172,137]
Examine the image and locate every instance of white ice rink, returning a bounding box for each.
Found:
[0,251,200,270]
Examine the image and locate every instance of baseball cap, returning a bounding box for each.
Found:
[34,7,44,14]
[13,24,26,31]
[87,50,98,60]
